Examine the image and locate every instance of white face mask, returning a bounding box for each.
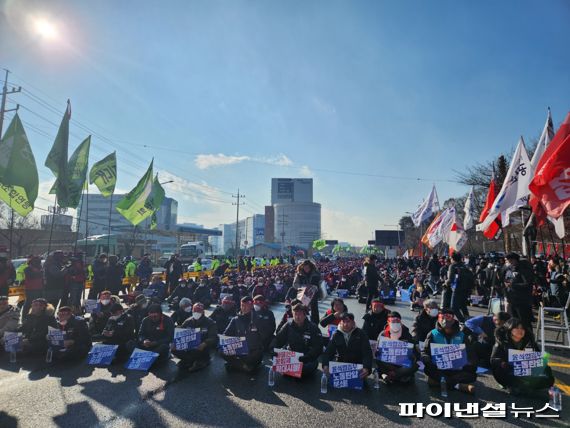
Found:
[253,305,262,312]
[59,319,68,326]
[192,312,203,320]
[184,306,193,313]
[101,299,110,305]
[390,322,401,333]
[109,315,121,321]
[429,309,439,318]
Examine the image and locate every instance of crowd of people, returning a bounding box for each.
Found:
[0,247,567,398]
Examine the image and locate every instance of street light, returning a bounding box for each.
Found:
[160,180,174,185]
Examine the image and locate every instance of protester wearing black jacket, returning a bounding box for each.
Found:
[171,298,193,326]
[504,253,535,331]
[20,299,57,355]
[364,255,380,311]
[292,260,321,325]
[133,304,174,365]
[167,280,193,309]
[322,312,372,378]
[51,306,92,362]
[223,296,264,372]
[253,295,276,351]
[376,312,418,384]
[101,303,135,359]
[271,303,322,377]
[105,256,124,296]
[412,300,439,343]
[164,255,183,295]
[362,299,389,341]
[44,251,66,306]
[89,254,108,299]
[209,297,237,333]
[172,303,218,372]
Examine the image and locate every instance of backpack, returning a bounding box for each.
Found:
[458,266,475,291]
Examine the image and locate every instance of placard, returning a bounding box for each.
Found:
[400,289,411,303]
[508,349,545,377]
[336,289,349,298]
[87,344,118,365]
[330,362,363,390]
[327,324,338,337]
[470,295,484,305]
[84,299,99,313]
[297,286,317,307]
[272,348,303,378]
[174,328,202,351]
[47,326,65,348]
[377,337,414,368]
[430,343,468,370]
[125,348,159,370]
[218,335,249,356]
[142,288,157,298]
[3,332,22,352]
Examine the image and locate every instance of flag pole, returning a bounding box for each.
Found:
[74,188,85,254]
[47,195,57,256]
[8,190,14,259]
[84,184,89,259]
[546,221,558,257]
[107,191,113,253]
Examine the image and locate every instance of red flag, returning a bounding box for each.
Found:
[479,174,501,239]
[529,112,570,221]
[538,243,544,254]
[546,244,552,256]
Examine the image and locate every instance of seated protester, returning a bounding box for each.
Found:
[253,295,276,351]
[465,312,511,368]
[270,303,322,378]
[321,312,372,380]
[276,299,300,332]
[19,298,57,356]
[209,296,237,333]
[490,318,554,395]
[88,291,114,339]
[147,276,167,302]
[126,294,150,335]
[192,279,212,307]
[171,298,193,326]
[319,298,348,331]
[51,306,92,362]
[167,279,193,310]
[376,311,418,384]
[362,298,389,342]
[412,299,439,345]
[0,295,20,349]
[421,309,477,394]
[222,296,264,373]
[410,282,429,311]
[219,280,241,305]
[101,303,135,359]
[172,303,218,372]
[133,304,174,366]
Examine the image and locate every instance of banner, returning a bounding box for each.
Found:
[57,135,90,209]
[47,326,65,348]
[218,335,249,356]
[125,348,159,370]
[45,101,71,207]
[87,344,118,365]
[0,114,39,216]
[89,151,117,197]
[329,362,363,390]
[116,160,154,226]
[430,343,467,370]
[399,289,411,303]
[272,348,303,378]
[508,349,545,377]
[377,337,414,368]
[3,332,22,352]
[463,187,475,230]
[174,328,202,351]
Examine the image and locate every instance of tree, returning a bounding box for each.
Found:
[0,205,40,257]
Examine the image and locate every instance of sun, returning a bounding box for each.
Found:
[34,18,58,40]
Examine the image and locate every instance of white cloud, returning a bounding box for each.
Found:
[194,153,293,170]
[321,208,372,245]
[156,170,228,205]
[298,165,313,177]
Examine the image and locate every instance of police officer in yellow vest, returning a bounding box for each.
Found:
[15,260,28,285]
[211,256,220,272]
[192,258,203,273]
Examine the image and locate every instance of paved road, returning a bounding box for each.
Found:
[0,294,568,427]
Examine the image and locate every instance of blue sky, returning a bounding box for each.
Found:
[1,0,569,243]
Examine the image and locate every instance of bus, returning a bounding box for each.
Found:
[76,235,119,264]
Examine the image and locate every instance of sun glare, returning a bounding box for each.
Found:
[34,18,58,39]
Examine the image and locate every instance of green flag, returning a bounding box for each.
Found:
[0,114,39,216]
[45,100,71,206]
[312,239,326,250]
[116,160,154,225]
[58,135,90,208]
[148,174,165,211]
[150,211,158,230]
[89,151,116,197]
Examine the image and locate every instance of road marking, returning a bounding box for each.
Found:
[549,362,570,368]
[555,379,570,395]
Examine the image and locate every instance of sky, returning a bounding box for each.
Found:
[1,0,569,244]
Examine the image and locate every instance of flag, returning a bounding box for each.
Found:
[529,112,570,219]
[57,135,90,208]
[421,211,444,248]
[312,239,326,250]
[402,249,409,259]
[116,160,154,225]
[477,139,532,235]
[422,208,455,249]
[45,100,71,206]
[149,174,165,211]
[502,137,533,226]
[89,151,117,197]
[463,187,475,230]
[411,186,440,227]
[150,212,157,230]
[0,114,39,216]
[448,212,468,253]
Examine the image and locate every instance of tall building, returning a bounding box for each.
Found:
[270,178,321,249]
[222,214,265,255]
[77,194,178,236]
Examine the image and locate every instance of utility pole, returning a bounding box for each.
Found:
[1,69,22,260]
[278,211,288,257]
[232,188,245,259]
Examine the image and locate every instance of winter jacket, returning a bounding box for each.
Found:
[421,321,472,368]
[322,327,372,371]
[253,308,276,344]
[102,313,135,345]
[19,309,57,345]
[179,315,218,350]
[57,316,92,351]
[362,310,389,341]
[0,305,20,338]
[138,314,175,346]
[271,319,322,362]
[105,263,124,294]
[412,311,438,343]
[209,306,236,333]
[490,327,538,369]
[24,265,44,291]
[224,312,263,354]
[164,259,183,280]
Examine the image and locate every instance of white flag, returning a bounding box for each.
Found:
[463,187,475,230]
[411,186,440,227]
[448,212,468,253]
[424,207,456,248]
[478,138,531,231]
